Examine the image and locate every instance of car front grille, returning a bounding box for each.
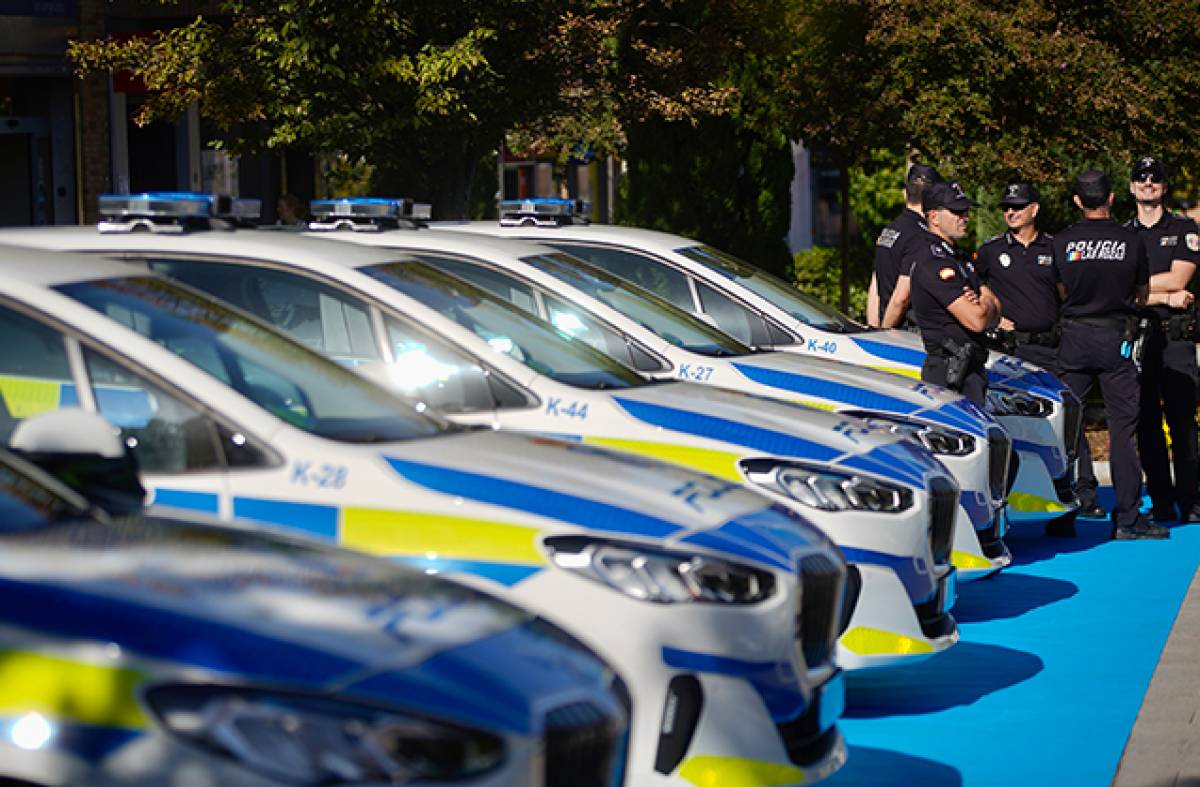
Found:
[927,476,957,565]
[544,701,623,787]
[987,427,1012,502]
[1062,392,1083,464]
[796,553,845,673]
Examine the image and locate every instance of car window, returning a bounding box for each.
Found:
[695,280,775,347]
[522,253,752,357]
[147,259,381,367]
[0,306,77,443]
[409,253,540,315]
[362,262,651,389]
[83,347,222,473]
[57,276,448,444]
[546,242,695,311]
[677,245,862,333]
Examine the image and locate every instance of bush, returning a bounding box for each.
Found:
[790,245,871,321]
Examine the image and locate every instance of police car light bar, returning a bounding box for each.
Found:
[498,198,590,227]
[308,197,431,232]
[99,192,215,219]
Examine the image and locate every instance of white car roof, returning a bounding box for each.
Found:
[436,220,695,254]
[0,226,410,270]
[309,226,565,263]
[0,242,139,287]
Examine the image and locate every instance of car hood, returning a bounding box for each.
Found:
[376,429,833,571]
[731,351,996,436]
[608,382,951,492]
[0,515,618,734]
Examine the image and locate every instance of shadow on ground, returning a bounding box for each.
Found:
[844,642,1043,718]
[1006,517,1113,566]
[951,572,1078,623]
[823,745,963,786]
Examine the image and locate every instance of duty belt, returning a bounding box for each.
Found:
[1164,308,1200,342]
[1007,326,1060,347]
[1066,315,1127,331]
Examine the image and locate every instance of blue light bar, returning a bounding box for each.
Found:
[499,198,590,227]
[98,192,215,219]
[310,197,403,220]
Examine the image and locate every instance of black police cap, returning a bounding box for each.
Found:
[1131,155,1167,182]
[922,181,978,212]
[907,164,943,185]
[999,182,1039,208]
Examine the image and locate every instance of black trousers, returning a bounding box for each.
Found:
[1137,325,1199,516]
[1058,321,1142,528]
[1014,341,1098,505]
[921,354,987,407]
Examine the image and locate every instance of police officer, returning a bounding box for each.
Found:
[867,164,943,328]
[1126,156,1200,524]
[1054,169,1166,539]
[909,181,999,406]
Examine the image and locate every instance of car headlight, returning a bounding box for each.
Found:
[986,387,1053,417]
[844,412,976,457]
[544,536,775,604]
[146,685,504,784]
[742,459,914,513]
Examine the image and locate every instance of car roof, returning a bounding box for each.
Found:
[0,242,141,287]
[0,226,409,270]
[309,226,563,263]
[436,220,698,254]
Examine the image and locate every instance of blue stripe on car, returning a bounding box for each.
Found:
[152,488,219,514]
[1012,438,1067,480]
[661,647,810,723]
[394,556,543,587]
[839,546,936,603]
[383,458,682,539]
[851,337,926,366]
[233,498,339,539]
[613,398,843,462]
[731,362,922,415]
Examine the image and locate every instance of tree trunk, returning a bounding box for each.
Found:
[838,163,851,313]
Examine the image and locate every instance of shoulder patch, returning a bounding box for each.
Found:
[876,227,901,248]
[930,243,949,258]
[938,267,957,281]
[1188,232,1199,252]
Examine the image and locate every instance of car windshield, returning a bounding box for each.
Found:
[363,262,647,390]
[56,276,449,443]
[0,452,88,532]
[676,245,864,333]
[522,253,752,357]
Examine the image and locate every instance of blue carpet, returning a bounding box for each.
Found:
[826,488,1200,786]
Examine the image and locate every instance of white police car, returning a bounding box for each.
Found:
[297,201,1010,581]
[441,200,1082,531]
[0,411,628,786]
[0,239,848,785]
[1,197,960,670]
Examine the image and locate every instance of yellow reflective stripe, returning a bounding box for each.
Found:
[341,509,546,564]
[581,437,744,483]
[0,375,64,418]
[679,755,806,786]
[839,626,935,656]
[1007,491,1069,514]
[0,650,148,729]
[951,550,995,570]
[792,399,837,411]
[867,365,921,380]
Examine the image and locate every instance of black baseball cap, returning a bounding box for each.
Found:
[999,182,1039,208]
[1131,155,1167,182]
[907,164,943,185]
[1074,169,1112,209]
[922,181,978,212]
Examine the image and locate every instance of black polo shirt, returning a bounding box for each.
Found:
[910,239,985,351]
[1125,211,1200,319]
[874,208,936,323]
[1053,218,1148,318]
[975,231,1060,332]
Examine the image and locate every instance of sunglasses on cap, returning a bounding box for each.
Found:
[1134,172,1164,184]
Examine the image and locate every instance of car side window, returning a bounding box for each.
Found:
[382,315,528,412]
[82,348,223,473]
[548,243,696,311]
[410,254,540,315]
[542,295,668,373]
[147,259,381,367]
[0,306,75,442]
[695,280,775,348]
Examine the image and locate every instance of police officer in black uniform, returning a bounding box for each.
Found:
[909,181,999,406]
[1126,156,1200,524]
[868,164,943,328]
[1054,169,1166,539]
[976,183,1105,524]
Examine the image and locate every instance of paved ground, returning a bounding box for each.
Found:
[1114,565,1200,787]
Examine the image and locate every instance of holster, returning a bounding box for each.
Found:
[939,338,988,389]
[1165,308,1200,342]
